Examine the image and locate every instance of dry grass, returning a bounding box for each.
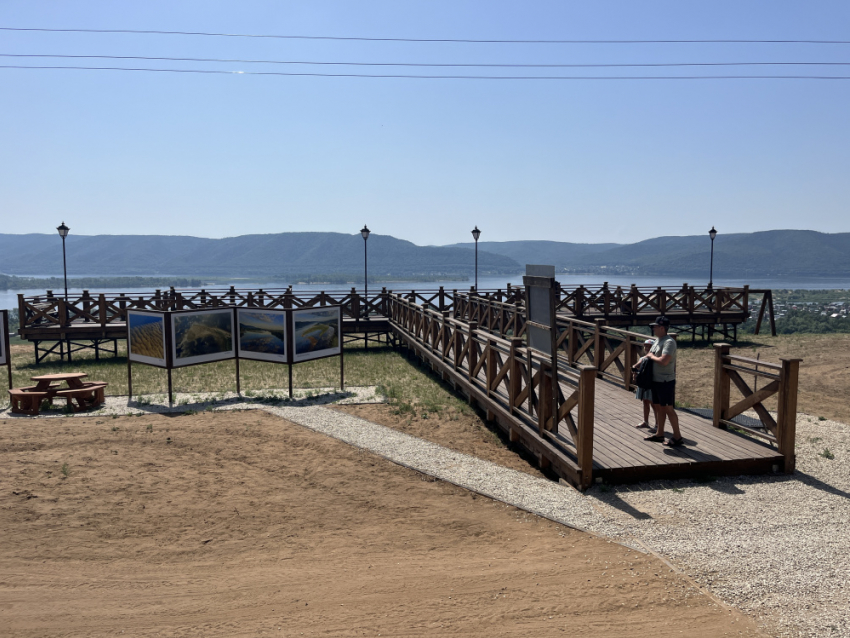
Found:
[676,333,850,423]
[4,333,849,425]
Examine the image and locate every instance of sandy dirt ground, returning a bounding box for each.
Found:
[0,410,764,637]
[676,333,850,423]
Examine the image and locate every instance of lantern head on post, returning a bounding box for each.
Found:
[709,226,717,241]
[360,225,370,241]
[57,222,70,238]
[471,226,481,242]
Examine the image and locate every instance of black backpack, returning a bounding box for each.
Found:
[634,356,654,390]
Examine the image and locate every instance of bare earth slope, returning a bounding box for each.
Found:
[0,411,763,637]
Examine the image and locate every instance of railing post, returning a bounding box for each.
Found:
[438,286,445,312]
[509,338,523,415]
[568,320,578,366]
[630,284,638,317]
[712,343,731,428]
[777,357,802,473]
[602,282,611,317]
[623,335,634,389]
[99,294,107,328]
[467,322,478,385]
[593,318,605,373]
[486,338,496,398]
[441,310,450,361]
[578,366,596,490]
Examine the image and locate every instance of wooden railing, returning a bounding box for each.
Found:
[452,294,651,390]
[17,286,524,332]
[388,293,596,489]
[18,282,754,336]
[712,343,801,472]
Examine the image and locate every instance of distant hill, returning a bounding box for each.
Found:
[2,229,849,283]
[0,232,519,280]
[447,240,622,270]
[449,231,850,278]
[576,230,850,278]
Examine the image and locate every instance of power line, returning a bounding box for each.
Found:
[2,27,850,45]
[3,65,850,79]
[3,53,850,68]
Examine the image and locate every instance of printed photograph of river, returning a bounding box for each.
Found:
[293,307,341,362]
[172,309,235,366]
[127,311,166,366]
[237,309,287,363]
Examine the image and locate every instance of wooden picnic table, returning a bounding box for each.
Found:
[9,372,107,416]
[30,372,89,391]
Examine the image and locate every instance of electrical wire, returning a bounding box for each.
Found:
[2,53,850,68]
[3,65,850,79]
[2,27,850,45]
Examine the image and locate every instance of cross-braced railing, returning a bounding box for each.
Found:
[388,293,596,489]
[712,344,801,472]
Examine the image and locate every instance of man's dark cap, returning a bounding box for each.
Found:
[650,316,670,328]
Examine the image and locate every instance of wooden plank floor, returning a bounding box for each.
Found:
[553,378,783,482]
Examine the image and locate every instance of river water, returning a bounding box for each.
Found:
[4,273,850,312]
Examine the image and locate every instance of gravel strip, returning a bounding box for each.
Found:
[2,392,847,637]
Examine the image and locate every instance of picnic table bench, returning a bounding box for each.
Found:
[8,373,108,416]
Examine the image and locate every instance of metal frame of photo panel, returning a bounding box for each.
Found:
[291,305,343,363]
[170,307,237,368]
[127,310,169,368]
[1,310,11,389]
[236,307,288,364]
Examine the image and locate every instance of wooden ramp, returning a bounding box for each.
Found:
[388,293,797,489]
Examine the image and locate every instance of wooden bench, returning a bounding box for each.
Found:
[54,382,108,412]
[9,389,52,416]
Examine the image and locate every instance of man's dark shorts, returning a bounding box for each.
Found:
[652,380,676,407]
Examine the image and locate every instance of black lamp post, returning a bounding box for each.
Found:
[471,225,481,292]
[708,226,718,289]
[360,225,370,317]
[57,221,70,301]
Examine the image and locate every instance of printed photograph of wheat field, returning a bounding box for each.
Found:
[127,312,167,366]
[292,307,340,363]
[238,309,287,363]
[172,309,234,367]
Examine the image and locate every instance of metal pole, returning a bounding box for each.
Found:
[709,237,715,288]
[475,238,478,292]
[62,235,68,302]
[364,238,368,350]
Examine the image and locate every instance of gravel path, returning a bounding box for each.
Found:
[3,391,847,637]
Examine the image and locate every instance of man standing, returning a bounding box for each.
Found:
[642,316,683,446]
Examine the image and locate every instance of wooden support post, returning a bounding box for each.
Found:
[235,356,241,395]
[623,335,633,390]
[509,338,523,415]
[486,338,496,398]
[593,319,605,372]
[577,366,596,490]
[127,357,133,400]
[467,322,478,384]
[538,364,553,436]
[568,321,577,366]
[712,343,731,428]
[777,357,801,473]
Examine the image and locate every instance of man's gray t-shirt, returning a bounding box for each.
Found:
[651,335,677,382]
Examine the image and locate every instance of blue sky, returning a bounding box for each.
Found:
[1,1,849,245]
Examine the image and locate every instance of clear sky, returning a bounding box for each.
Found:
[1,1,849,245]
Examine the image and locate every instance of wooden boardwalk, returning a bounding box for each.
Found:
[388,293,796,489]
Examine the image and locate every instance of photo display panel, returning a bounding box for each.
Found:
[236,308,287,363]
[0,310,7,366]
[171,308,236,367]
[127,310,168,368]
[292,306,342,363]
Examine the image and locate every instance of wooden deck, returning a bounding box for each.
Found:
[552,380,782,482]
